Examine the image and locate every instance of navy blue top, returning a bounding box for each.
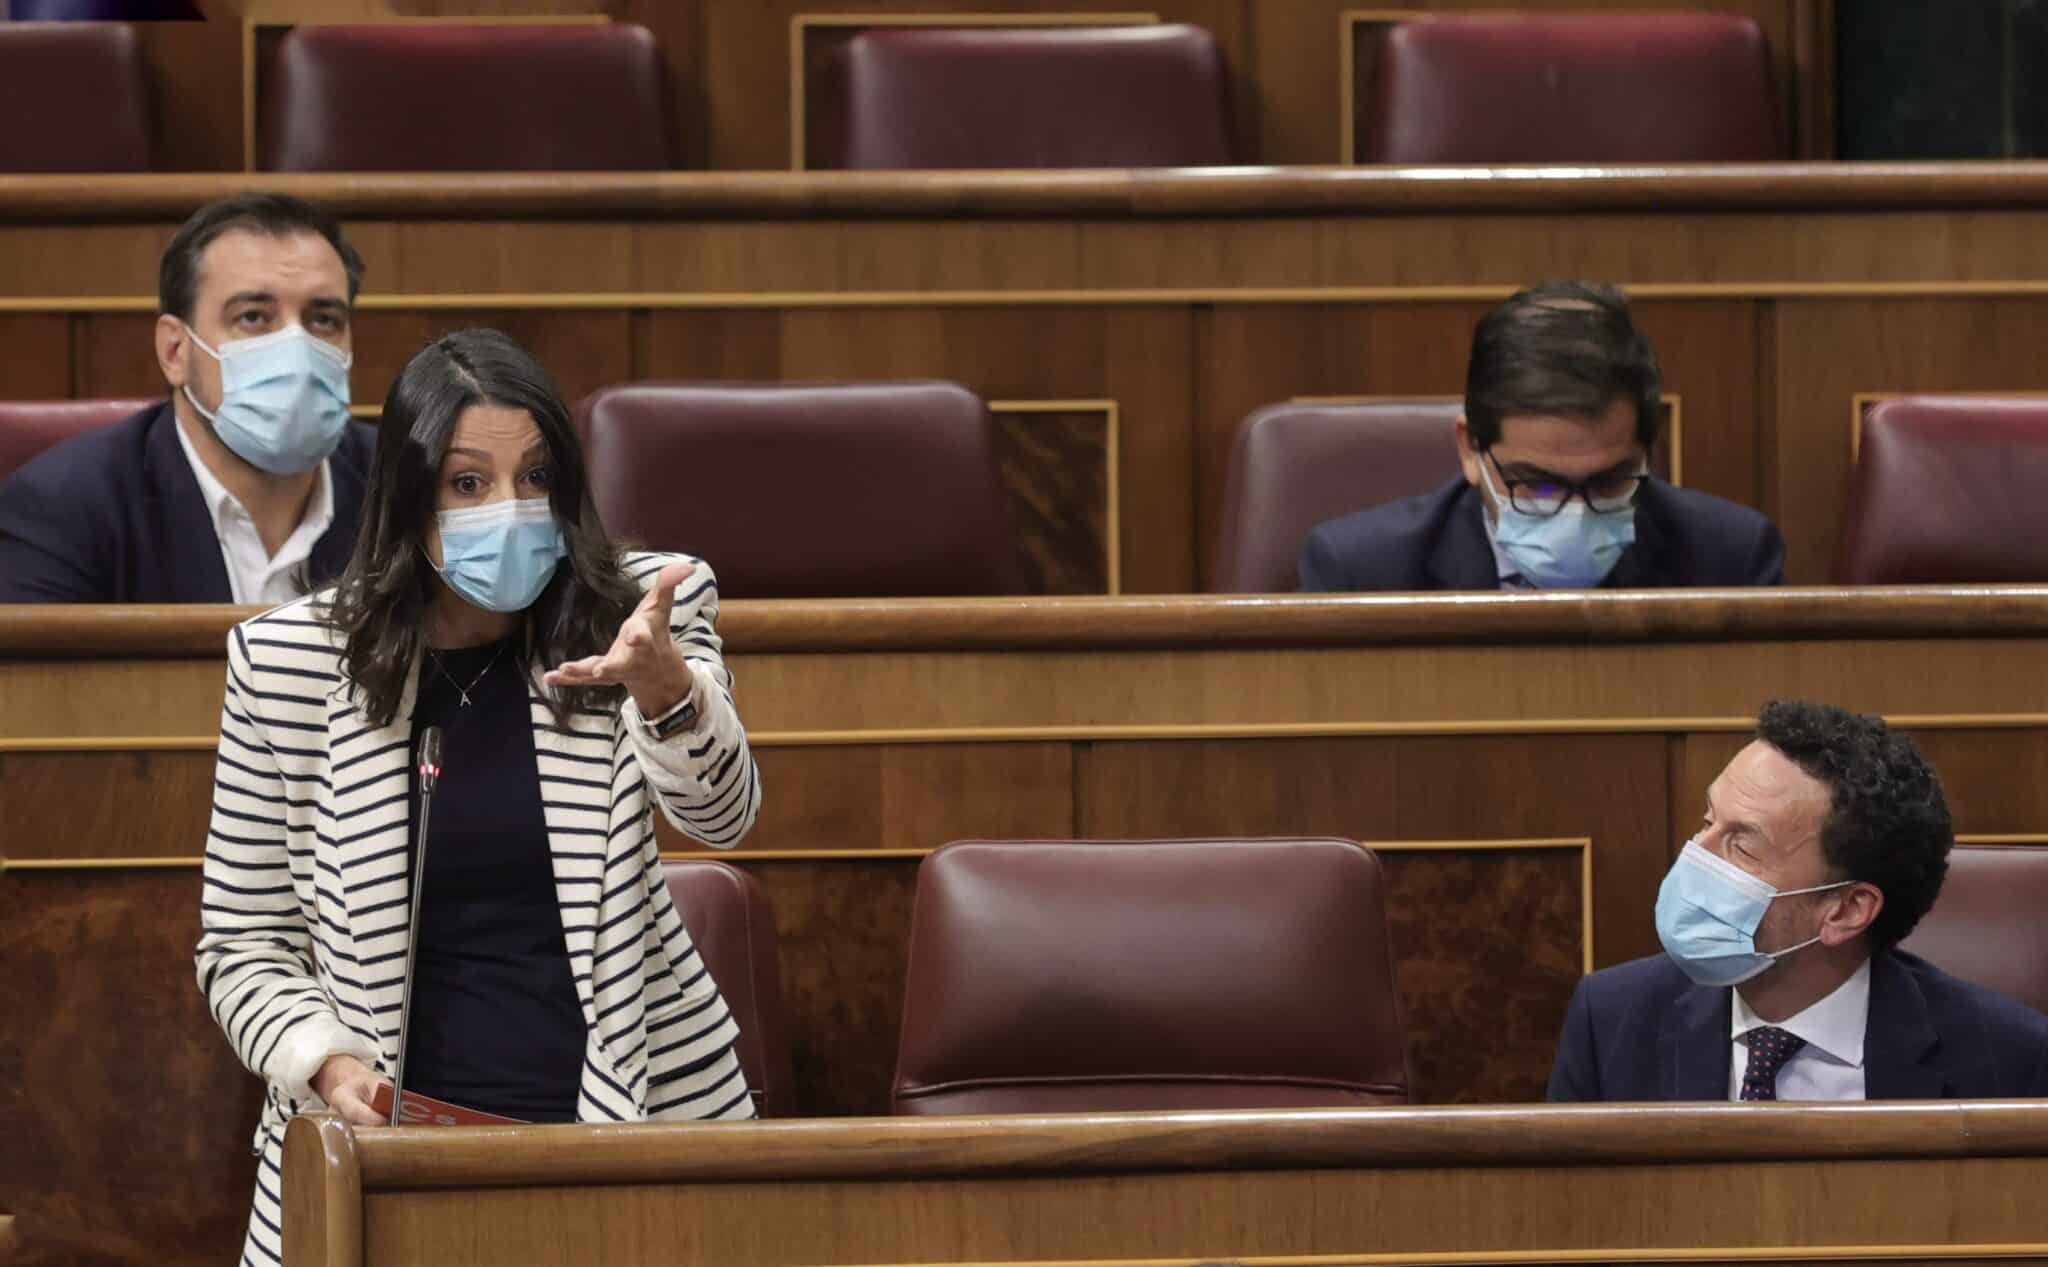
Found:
[403,637,585,1123]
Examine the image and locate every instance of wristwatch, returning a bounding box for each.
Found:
[642,684,701,741]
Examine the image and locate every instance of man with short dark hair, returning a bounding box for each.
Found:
[0,193,373,602]
[1549,699,2048,1102]
[1298,281,1784,591]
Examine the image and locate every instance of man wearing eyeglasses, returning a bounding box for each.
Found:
[1297,281,1784,592]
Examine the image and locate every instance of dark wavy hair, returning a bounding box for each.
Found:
[327,329,639,729]
[1465,281,1662,450]
[1755,699,1953,949]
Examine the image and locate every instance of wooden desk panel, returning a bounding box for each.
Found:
[7,591,2048,1265]
[9,168,2048,585]
[284,1106,2048,1267]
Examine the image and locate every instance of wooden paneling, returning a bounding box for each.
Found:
[0,749,215,860]
[0,868,263,1267]
[1077,734,1665,966]
[345,308,635,406]
[1770,296,2048,582]
[991,402,1115,594]
[0,316,74,401]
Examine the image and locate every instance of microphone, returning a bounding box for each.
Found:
[388,726,444,1127]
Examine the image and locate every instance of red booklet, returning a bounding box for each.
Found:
[369,1082,528,1126]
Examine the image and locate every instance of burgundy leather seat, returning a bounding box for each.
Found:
[261,24,675,171]
[1208,401,1462,593]
[1900,844,2048,1017]
[581,381,1021,599]
[893,838,1411,1114]
[813,24,1235,169]
[0,399,155,482]
[1839,396,2048,583]
[1360,14,1780,164]
[0,25,153,172]
[661,859,796,1117]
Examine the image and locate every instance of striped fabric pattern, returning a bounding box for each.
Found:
[195,552,761,1266]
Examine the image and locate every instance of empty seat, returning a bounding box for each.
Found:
[1208,400,1461,593]
[0,25,153,172]
[893,838,1411,1114]
[1839,396,2048,583]
[1360,14,1780,164]
[662,859,796,1117]
[1900,844,2048,1016]
[0,399,156,482]
[813,24,1235,169]
[581,381,1021,599]
[261,24,675,171]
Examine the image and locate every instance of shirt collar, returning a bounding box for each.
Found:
[1731,958,1872,1069]
[172,409,335,539]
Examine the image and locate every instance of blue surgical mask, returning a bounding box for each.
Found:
[183,324,353,476]
[1478,459,1636,588]
[1655,840,1854,987]
[431,497,567,613]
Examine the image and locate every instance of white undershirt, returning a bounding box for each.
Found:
[173,417,334,607]
[1728,958,1871,1101]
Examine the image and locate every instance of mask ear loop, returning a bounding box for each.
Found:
[1762,878,1858,961]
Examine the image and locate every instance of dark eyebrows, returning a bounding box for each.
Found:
[1499,456,1645,483]
[219,290,276,311]
[305,296,351,315]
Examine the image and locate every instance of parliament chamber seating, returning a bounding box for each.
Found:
[1208,400,1462,593]
[891,838,1411,1114]
[811,24,1236,169]
[1359,13,1781,164]
[1838,396,2048,583]
[0,23,153,172]
[0,397,154,481]
[661,858,797,1117]
[581,380,1022,598]
[1900,844,2048,1017]
[260,23,676,171]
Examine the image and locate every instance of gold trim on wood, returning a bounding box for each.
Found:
[1,855,202,871]
[12,714,2048,756]
[989,398,1121,595]
[789,11,1160,171]
[23,282,2048,318]
[782,1246,2048,1267]
[1339,10,1424,164]
[1852,390,2048,463]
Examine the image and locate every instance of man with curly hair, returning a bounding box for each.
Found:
[1549,698,2048,1102]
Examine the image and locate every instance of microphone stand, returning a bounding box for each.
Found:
[388,726,444,1127]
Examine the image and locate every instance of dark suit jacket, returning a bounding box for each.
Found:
[1297,476,1785,591]
[0,401,374,603]
[1547,949,2048,1102]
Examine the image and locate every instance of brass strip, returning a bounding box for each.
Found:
[3,856,202,870]
[9,715,2048,755]
[16,281,2048,317]
[791,1247,2048,1267]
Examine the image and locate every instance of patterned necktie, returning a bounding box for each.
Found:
[1740,1026,1807,1101]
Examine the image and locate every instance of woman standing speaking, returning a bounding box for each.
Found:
[195,329,760,1266]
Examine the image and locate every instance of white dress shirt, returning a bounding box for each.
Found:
[173,418,334,606]
[1729,958,1872,1101]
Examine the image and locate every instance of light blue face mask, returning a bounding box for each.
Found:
[1655,840,1854,987]
[183,324,353,476]
[1478,459,1637,588]
[431,497,567,613]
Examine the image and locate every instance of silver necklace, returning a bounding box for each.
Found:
[427,642,505,708]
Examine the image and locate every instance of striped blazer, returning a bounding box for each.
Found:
[195,552,761,1267]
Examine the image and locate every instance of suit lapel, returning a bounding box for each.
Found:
[1661,982,1734,1100]
[1864,951,1945,1100]
[1426,484,1507,590]
[140,404,234,603]
[333,658,421,1067]
[527,670,616,1062]
[1604,483,1673,589]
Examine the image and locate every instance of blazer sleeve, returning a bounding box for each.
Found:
[0,465,110,602]
[1744,516,1787,586]
[1545,976,1602,1102]
[619,557,763,849]
[194,626,376,1102]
